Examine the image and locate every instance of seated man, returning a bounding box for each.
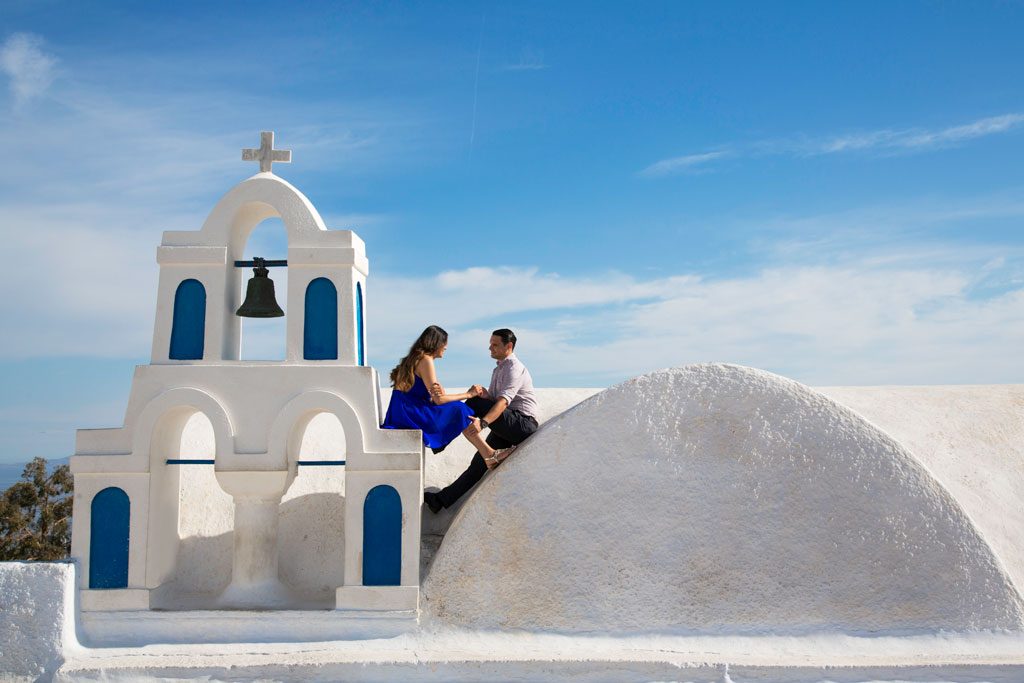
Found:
[424,328,538,513]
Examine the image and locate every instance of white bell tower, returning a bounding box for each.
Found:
[70,132,423,613]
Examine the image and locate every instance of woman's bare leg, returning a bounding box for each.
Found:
[461,426,516,469]
[462,425,495,459]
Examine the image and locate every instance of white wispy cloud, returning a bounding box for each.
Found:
[3,33,1021,391]
[7,174,1024,388]
[362,193,1024,385]
[0,202,180,358]
[230,192,1024,379]
[0,33,440,361]
[813,113,1024,154]
[643,113,1024,177]
[639,151,732,177]
[746,193,1024,262]
[365,255,1024,388]
[0,33,57,108]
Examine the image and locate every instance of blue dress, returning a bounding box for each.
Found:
[382,376,474,452]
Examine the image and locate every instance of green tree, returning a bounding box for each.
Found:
[0,457,73,560]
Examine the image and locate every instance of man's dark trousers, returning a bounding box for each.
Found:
[435,396,537,508]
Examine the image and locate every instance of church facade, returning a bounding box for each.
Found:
[69,133,423,613]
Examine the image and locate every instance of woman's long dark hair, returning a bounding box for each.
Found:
[390,325,448,391]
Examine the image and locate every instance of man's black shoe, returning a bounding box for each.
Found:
[423,490,444,514]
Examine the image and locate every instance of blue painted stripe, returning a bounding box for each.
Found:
[165,459,215,465]
[234,259,287,267]
[298,460,346,466]
[356,282,365,366]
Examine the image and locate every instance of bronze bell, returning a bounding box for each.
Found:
[236,257,285,318]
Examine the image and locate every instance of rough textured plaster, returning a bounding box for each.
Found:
[424,364,1024,633]
[47,627,1024,681]
[144,389,596,603]
[818,384,1024,599]
[120,379,1024,625]
[0,562,77,681]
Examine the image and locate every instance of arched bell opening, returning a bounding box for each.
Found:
[238,217,288,361]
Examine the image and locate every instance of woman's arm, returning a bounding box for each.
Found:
[416,357,474,404]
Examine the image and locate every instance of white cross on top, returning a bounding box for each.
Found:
[242,131,292,173]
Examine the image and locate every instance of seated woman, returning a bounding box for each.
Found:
[382,325,514,467]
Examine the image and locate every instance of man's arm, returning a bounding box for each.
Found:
[481,397,508,425]
[465,397,508,436]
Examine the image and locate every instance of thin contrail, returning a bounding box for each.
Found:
[469,13,485,156]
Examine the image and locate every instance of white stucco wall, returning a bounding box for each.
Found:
[422,365,1024,633]
[7,371,1024,679]
[71,169,420,612]
[0,562,79,681]
[5,560,1024,681]
[139,389,594,604]
[73,373,1024,622]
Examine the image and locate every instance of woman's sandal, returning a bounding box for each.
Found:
[484,445,517,470]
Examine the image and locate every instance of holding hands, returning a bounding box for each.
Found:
[450,383,486,399]
[430,381,485,402]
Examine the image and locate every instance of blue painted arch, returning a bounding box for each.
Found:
[304,277,338,360]
[89,487,130,589]
[363,485,402,586]
[169,279,206,360]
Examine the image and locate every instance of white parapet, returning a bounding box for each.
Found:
[0,562,80,679]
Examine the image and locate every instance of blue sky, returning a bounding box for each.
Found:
[1,1,1023,463]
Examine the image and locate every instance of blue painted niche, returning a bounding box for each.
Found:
[169,279,206,360]
[363,485,401,586]
[89,487,130,589]
[304,277,338,360]
[356,282,365,366]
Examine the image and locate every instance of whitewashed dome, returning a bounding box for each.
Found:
[424,363,1024,633]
